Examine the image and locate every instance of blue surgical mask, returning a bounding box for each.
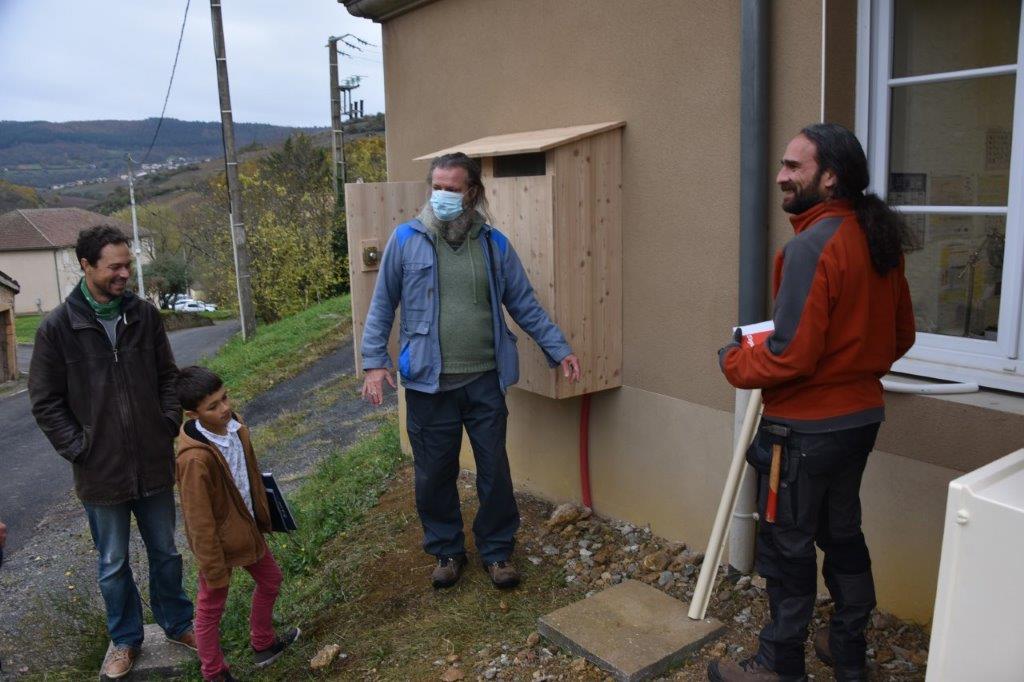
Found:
[430,189,465,222]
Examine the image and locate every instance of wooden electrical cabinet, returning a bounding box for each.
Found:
[347,121,623,400]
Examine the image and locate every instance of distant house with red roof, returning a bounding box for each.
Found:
[0,208,151,314]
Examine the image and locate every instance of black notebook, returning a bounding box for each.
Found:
[262,472,297,533]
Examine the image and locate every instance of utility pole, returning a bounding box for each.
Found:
[124,154,146,300]
[209,0,256,341]
[327,35,367,208]
[328,37,345,205]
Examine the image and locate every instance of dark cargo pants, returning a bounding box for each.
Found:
[748,421,880,676]
[405,371,520,564]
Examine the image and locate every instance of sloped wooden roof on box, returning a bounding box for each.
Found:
[413,121,626,160]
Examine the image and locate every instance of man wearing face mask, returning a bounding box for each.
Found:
[361,152,581,590]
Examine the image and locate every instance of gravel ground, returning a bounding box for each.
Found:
[0,336,396,679]
[448,500,931,681]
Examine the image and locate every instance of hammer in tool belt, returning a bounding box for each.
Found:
[763,423,790,524]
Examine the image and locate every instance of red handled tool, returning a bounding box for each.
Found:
[763,424,791,524]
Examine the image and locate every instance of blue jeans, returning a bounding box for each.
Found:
[83,489,194,647]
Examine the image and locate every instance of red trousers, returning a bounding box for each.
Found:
[195,547,283,680]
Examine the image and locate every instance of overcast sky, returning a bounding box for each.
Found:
[0,0,384,126]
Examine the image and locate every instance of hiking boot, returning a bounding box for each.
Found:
[814,627,871,681]
[707,656,807,681]
[253,626,300,668]
[432,554,468,588]
[483,559,520,589]
[102,645,137,680]
[167,628,198,651]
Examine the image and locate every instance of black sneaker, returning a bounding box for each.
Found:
[252,627,300,668]
[432,554,468,588]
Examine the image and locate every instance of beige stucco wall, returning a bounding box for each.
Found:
[377,0,1023,622]
[0,250,60,314]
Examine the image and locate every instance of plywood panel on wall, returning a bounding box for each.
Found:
[487,175,557,397]
[345,181,427,376]
[547,128,623,398]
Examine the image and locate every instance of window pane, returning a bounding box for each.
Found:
[904,215,1006,339]
[892,0,1021,78]
[888,76,1015,206]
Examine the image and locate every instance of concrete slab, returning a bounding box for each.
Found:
[538,580,725,682]
[100,624,194,680]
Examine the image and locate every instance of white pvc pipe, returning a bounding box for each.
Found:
[689,388,763,621]
[881,379,979,394]
[727,389,758,574]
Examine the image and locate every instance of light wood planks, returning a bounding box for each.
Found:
[488,175,558,397]
[546,128,623,399]
[345,181,428,377]
[415,121,625,161]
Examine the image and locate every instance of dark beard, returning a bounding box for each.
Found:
[782,189,824,215]
[781,169,826,215]
[440,210,475,247]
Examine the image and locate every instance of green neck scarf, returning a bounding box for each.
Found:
[79,278,122,320]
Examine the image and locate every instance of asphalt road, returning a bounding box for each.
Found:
[0,321,239,556]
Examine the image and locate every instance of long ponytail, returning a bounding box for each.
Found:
[801,123,917,275]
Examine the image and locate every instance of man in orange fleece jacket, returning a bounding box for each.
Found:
[709,124,915,682]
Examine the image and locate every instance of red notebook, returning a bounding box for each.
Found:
[734,320,774,347]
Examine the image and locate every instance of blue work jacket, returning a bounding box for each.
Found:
[361,219,572,394]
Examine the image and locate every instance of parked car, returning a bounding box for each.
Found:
[174,300,214,313]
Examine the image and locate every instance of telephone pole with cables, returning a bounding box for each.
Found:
[209,0,256,341]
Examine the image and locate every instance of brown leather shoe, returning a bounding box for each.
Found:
[813,627,871,681]
[431,554,467,588]
[102,645,137,679]
[707,656,806,681]
[483,559,520,589]
[167,628,198,651]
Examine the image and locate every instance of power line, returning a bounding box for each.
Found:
[141,0,192,164]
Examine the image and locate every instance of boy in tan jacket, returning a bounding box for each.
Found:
[176,366,298,681]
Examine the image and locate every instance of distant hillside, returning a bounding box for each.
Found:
[0,118,333,188]
[0,180,44,212]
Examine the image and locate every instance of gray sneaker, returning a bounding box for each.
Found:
[253,626,300,668]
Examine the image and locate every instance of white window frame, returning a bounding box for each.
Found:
[856,0,1024,392]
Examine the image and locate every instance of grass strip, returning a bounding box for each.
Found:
[14,313,43,344]
[202,295,351,404]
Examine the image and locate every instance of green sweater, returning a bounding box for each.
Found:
[418,207,496,374]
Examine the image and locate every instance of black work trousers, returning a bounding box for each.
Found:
[748,420,880,676]
[405,371,520,564]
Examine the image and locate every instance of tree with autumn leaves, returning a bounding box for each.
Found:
[136,133,385,322]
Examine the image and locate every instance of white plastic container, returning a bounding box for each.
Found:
[926,449,1024,682]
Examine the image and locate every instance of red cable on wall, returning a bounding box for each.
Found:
[579,393,593,508]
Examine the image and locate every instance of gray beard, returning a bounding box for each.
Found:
[440,211,475,247]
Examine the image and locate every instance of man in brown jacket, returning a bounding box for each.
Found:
[176,366,298,682]
[29,226,194,679]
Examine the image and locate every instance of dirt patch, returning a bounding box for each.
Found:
[262,465,929,681]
